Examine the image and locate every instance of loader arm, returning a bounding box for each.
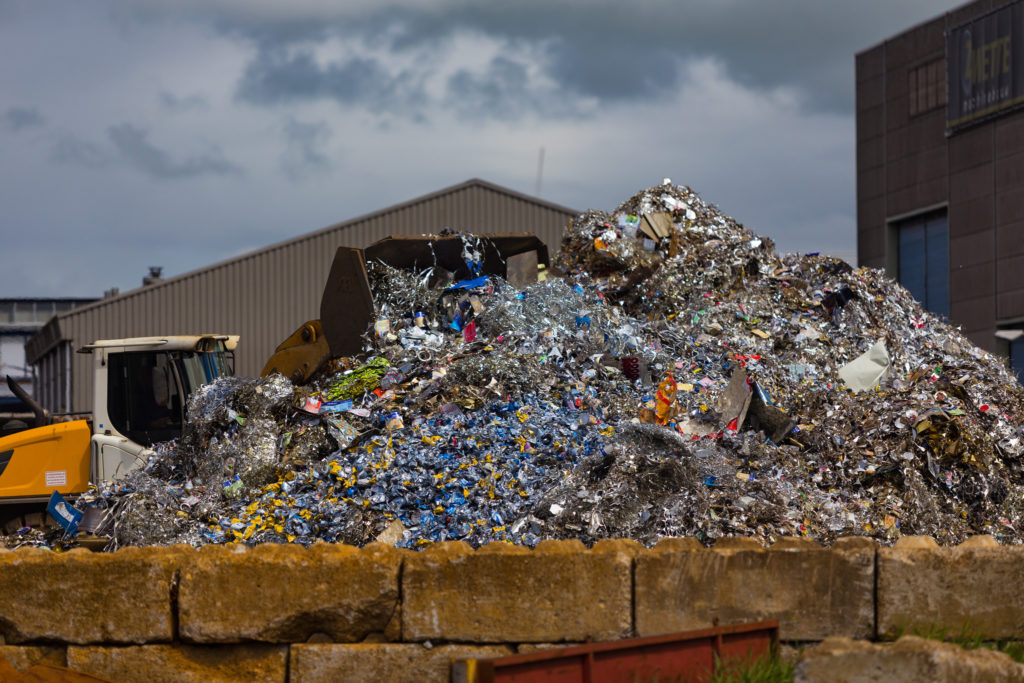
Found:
[6,375,51,428]
[260,234,548,384]
[261,247,375,384]
[260,321,331,384]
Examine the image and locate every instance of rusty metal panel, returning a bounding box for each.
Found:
[717,628,776,662]
[453,621,778,683]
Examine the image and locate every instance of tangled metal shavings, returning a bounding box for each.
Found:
[9,180,1024,552]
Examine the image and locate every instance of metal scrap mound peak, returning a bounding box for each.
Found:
[16,180,1024,552]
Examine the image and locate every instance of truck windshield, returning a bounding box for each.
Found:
[173,347,232,392]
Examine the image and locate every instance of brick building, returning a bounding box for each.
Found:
[857,0,1024,377]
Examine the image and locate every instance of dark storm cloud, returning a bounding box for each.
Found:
[50,136,113,168]
[369,1,956,112]
[542,41,679,102]
[235,46,427,113]
[169,0,961,115]
[447,57,530,120]
[3,106,46,130]
[446,56,576,121]
[107,123,241,179]
[280,116,331,181]
[159,91,208,113]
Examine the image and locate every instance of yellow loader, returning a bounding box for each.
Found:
[0,335,237,530]
[0,232,547,532]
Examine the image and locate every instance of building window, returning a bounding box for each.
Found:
[996,330,1024,386]
[895,210,948,317]
[0,335,28,374]
[908,59,946,116]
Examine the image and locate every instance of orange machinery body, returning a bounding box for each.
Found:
[0,421,91,501]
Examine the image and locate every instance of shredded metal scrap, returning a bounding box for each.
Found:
[8,180,1024,551]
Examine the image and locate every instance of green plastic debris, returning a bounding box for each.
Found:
[323,357,390,401]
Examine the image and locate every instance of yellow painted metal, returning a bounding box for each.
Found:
[260,320,331,384]
[0,420,91,499]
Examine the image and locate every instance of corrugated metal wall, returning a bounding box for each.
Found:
[304,181,572,255]
[35,180,577,412]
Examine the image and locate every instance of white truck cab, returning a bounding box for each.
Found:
[83,335,238,482]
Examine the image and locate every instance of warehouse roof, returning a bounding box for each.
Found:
[26,178,579,363]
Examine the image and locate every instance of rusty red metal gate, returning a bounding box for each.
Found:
[452,620,779,683]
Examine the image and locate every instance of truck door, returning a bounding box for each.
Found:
[105,351,184,447]
[91,350,182,482]
[90,433,151,483]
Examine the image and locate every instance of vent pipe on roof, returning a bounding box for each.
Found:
[143,266,163,286]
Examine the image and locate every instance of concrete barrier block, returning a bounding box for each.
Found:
[402,540,632,643]
[893,535,939,549]
[290,643,512,683]
[67,644,287,683]
[833,536,877,550]
[959,534,999,548]
[0,645,66,671]
[652,537,702,552]
[713,537,763,550]
[636,539,875,640]
[0,546,184,644]
[878,541,1024,639]
[795,636,1024,682]
[771,537,821,550]
[591,538,645,555]
[178,543,402,643]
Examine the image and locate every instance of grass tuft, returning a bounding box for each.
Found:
[709,652,795,683]
[631,652,795,683]
[896,622,1024,664]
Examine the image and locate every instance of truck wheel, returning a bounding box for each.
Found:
[1,506,57,534]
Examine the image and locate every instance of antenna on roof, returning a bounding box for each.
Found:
[535,146,545,197]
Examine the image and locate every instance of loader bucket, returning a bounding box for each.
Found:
[363,233,548,288]
[273,233,550,383]
[320,234,549,360]
[319,246,376,360]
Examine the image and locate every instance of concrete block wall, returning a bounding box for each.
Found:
[0,536,1021,682]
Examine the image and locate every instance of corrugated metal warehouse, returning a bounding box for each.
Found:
[26,179,578,413]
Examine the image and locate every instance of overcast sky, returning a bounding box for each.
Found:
[1,1,965,298]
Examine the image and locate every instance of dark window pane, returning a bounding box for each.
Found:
[917,65,925,113]
[899,222,927,305]
[896,210,948,318]
[1011,337,1024,386]
[106,351,183,446]
[909,69,918,115]
[12,303,36,324]
[925,215,949,317]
